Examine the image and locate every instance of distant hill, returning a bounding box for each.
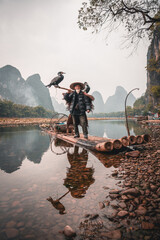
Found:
[92,91,105,113]
[0,65,54,111]
[51,97,68,114]
[104,86,136,113]
[26,74,53,111]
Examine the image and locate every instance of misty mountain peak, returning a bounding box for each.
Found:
[0,65,54,111]
[115,86,127,95]
[104,85,136,113]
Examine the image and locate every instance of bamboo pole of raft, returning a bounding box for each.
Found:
[95,141,113,152]
[141,134,151,143]
[111,139,123,149]
[120,136,130,147]
[136,135,144,144]
[128,135,137,145]
[88,136,123,150]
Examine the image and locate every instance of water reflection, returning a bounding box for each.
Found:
[64,146,95,198]
[0,121,151,174]
[0,129,50,173]
[47,138,122,215]
[48,144,95,214]
[89,120,151,138]
[0,121,152,239]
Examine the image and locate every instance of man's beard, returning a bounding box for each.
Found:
[76,89,80,94]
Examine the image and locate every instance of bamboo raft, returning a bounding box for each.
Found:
[42,123,151,153]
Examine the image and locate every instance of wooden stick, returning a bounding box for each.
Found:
[56,85,95,101]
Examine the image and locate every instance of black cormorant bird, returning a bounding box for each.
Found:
[84,82,90,93]
[46,71,65,88]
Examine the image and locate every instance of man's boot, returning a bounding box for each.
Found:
[74,134,80,138]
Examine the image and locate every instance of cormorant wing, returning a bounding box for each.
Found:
[50,76,61,85]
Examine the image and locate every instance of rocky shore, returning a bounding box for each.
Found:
[74,123,160,239]
[0,118,52,127]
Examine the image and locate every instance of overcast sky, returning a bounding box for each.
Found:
[0,0,150,103]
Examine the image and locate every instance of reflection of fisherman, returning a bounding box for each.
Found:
[47,145,94,214]
[64,146,95,198]
[64,82,92,139]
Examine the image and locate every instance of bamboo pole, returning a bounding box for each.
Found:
[56,85,95,100]
[136,135,143,144]
[95,141,113,152]
[128,135,137,145]
[120,136,129,147]
[142,134,151,143]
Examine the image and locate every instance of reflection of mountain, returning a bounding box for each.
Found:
[105,121,128,139]
[88,120,148,139]
[88,120,106,137]
[0,128,50,173]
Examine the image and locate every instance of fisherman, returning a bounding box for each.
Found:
[64,82,92,139]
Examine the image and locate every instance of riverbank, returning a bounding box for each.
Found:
[0,118,51,127]
[0,117,138,127]
[75,123,160,239]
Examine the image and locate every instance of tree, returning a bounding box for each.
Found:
[78,0,160,49]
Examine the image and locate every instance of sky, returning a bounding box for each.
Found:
[0,0,150,103]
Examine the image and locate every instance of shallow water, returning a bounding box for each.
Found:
[0,120,151,239]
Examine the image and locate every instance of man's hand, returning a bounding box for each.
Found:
[87,110,90,113]
[67,89,72,93]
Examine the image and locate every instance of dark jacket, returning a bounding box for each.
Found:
[64,90,91,115]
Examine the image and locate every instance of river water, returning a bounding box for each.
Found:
[0,120,151,240]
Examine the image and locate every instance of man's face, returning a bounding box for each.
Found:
[75,85,81,91]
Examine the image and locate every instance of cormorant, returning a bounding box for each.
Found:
[46,72,65,88]
[84,82,90,93]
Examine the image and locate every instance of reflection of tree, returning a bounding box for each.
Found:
[129,121,151,136]
[64,146,95,198]
[0,128,50,173]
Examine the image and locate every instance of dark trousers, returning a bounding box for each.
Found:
[72,114,88,136]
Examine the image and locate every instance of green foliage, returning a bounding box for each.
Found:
[133,96,146,108]
[78,0,160,48]
[147,56,160,74]
[89,111,125,118]
[151,85,160,98]
[0,100,53,118]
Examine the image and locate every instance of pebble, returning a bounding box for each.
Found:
[5,228,19,239]
[100,229,121,239]
[109,189,121,194]
[12,201,20,207]
[63,225,76,238]
[112,170,118,176]
[141,222,155,229]
[99,202,105,209]
[135,206,147,216]
[125,150,140,158]
[121,188,140,196]
[117,210,129,217]
[109,193,119,199]
[118,201,127,209]
[6,221,17,228]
